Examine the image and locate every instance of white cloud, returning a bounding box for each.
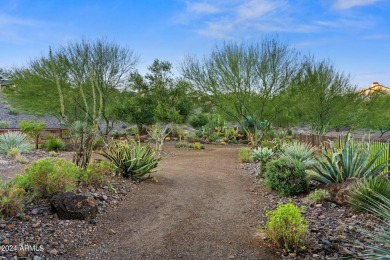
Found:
[187,2,220,14]
[332,0,379,10]
[237,0,279,20]
[0,13,43,26]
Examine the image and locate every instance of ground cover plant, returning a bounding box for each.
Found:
[239,147,252,163]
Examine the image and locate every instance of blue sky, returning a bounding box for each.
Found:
[1,0,389,89]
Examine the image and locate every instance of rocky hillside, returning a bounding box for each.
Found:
[0,91,62,128]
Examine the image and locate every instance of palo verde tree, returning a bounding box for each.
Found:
[181,39,301,143]
[289,58,358,135]
[9,39,138,168]
[358,91,390,137]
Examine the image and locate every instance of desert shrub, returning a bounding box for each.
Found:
[79,161,114,187]
[48,151,57,157]
[93,137,105,150]
[15,155,28,164]
[265,202,309,252]
[193,142,204,150]
[239,147,252,163]
[0,131,32,154]
[43,135,65,152]
[312,134,386,184]
[350,177,390,217]
[264,158,308,196]
[175,141,191,148]
[0,121,10,128]
[189,113,209,128]
[13,158,80,198]
[303,189,331,206]
[6,147,20,158]
[99,140,160,181]
[280,142,317,168]
[252,146,274,163]
[0,184,25,218]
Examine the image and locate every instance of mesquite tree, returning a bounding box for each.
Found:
[9,39,138,168]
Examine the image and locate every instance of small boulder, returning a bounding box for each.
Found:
[325,178,357,206]
[50,192,98,220]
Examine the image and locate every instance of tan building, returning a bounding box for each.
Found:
[357,82,390,95]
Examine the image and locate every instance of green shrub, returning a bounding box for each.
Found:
[312,134,386,184]
[7,147,20,158]
[13,158,80,198]
[350,177,390,218]
[48,151,57,157]
[265,202,309,252]
[0,131,32,154]
[252,146,274,163]
[0,184,25,218]
[15,155,28,164]
[0,121,10,128]
[264,158,308,196]
[99,140,160,181]
[189,113,210,128]
[193,142,204,150]
[79,161,114,187]
[43,135,65,152]
[280,142,317,168]
[175,141,191,148]
[239,147,252,163]
[303,189,331,205]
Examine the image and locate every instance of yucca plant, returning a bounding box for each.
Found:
[312,134,386,184]
[0,131,32,154]
[99,140,160,181]
[252,146,274,163]
[280,141,317,169]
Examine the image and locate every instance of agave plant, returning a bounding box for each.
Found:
[280,141,317,168]
[312,134,386,184]
[251,146,274,163]
[0,131,32,154]
[99,140,160,181]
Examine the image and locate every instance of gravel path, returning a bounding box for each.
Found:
[72,145,278,260]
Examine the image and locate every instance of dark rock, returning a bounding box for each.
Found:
[50,192,98,220]
[325,178,357,206]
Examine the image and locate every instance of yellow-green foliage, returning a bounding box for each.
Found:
[13,158,80,198]
[303,189,331,205]
[193,142,204,149]
[7,147,20,158]
[79,161,115,187]
[265,202,309,252]
[239,147,252,162]
[0,184,25,218]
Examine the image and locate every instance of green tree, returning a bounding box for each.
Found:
[19,120,46,149]
[358,92,390,137]
[115,59,192,133]
[181,39,300,143]
[8,39,138,168]
[289,58,358,135]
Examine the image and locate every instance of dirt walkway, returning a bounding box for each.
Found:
[72,145,278,260]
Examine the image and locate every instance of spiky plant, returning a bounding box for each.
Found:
[0,131,32,154]
[280,141,317,168]
[312,134,386,184]
[252,146,274,163]
[99,140,160,181]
